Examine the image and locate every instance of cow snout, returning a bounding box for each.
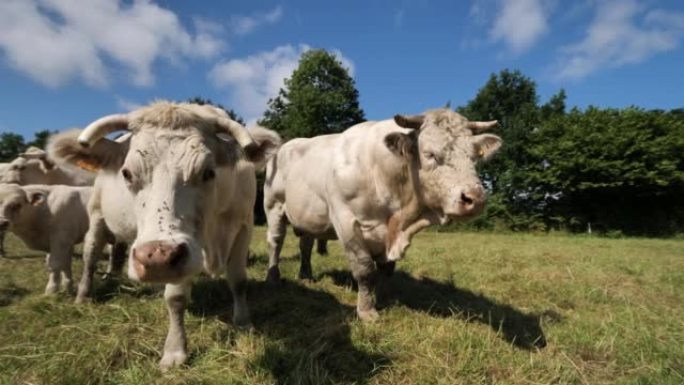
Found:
[0,219,9,231]
[132,241,189,282]
[456,185,486,216]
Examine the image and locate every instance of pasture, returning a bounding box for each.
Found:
[0,228,682,385]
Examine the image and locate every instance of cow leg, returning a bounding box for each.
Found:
[45,253,61,295]
[316,239,328,256]
[347,247,380,322]
[61,247,74,294]
[105,241,127,277]
[160,282,190,371]
[227,226,253,329]
[76,213,108,303]
[298,235,314,280]
[265,202,287,284]
[0,230,5,258]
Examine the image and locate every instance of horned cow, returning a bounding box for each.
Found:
[48,101,281,370]
[264,109,501,321]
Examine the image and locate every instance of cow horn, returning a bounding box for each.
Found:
[78,114,130,148]
[467,120,499,133]
[394,114,425,130]
[213,116,256,150]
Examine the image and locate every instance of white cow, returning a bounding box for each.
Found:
[264,109,502,321]
[48,101,280,370]
[0,184,91,294]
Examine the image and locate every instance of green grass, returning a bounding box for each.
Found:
[0,228,683,385]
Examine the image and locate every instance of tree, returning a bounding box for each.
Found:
[26,130,55,150]
[0,133,26,162]
[458,69,543,229]
[259,49,365,139]
[187,97,245,125]
[530,107,684,235]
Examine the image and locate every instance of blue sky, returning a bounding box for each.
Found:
[1,0,683,139]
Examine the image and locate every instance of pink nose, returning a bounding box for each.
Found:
[459,185,485,214]
[132,241,188,282]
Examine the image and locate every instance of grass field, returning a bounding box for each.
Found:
[0,228,682,385]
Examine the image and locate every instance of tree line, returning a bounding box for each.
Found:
[2,50,682,236]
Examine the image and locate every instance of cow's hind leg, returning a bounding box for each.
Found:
[0,230,5,258]
[227,225,252,329]
[316,239,328,256]
[160,282,191,371]
[76,212,108,303]
[265,202,287,285]
[298,235,314,280]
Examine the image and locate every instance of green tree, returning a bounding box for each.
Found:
[530,107,684,235]
[26,130,55,150]
[0,133,26,162]
[259,49,365,139]
[459,69,543,229]
[187,97,245,125]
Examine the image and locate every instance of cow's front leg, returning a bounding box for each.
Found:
[45,253,60,295]
[160,282,191,371]
[347,248,379,322]
[227,226,253,329]
[76,213,107,303]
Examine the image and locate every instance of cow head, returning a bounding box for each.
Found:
[0,184,45,231]
[0,148,55,185]
[388,109,502,223]
[48,101,279,284]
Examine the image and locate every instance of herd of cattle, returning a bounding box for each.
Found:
[0,101,501,370]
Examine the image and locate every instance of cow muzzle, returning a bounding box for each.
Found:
[447,185,486,217]
[131,241,189,283]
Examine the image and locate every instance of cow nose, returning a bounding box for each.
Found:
[0,219,9,231]
[459,186,485,212]
[133,241,190,270]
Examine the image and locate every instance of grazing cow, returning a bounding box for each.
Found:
[48,101,280,370]
[0,184,91,294]
[264,109,502,321]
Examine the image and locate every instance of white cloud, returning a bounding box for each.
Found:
[229,6,283,36]
[115,96,143,112]
[0,0,225,88]
[554,0,684,79]
[489,0,552,54]
[209,44,355,124]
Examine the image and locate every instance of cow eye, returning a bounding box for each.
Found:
[121,168,133,182]
[202,168,216,182]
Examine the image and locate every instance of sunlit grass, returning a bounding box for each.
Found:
[1,228,682,384]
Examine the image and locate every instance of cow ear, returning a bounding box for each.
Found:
[27,191,46,207]
[384,131,416,158]
[239,126,282,170]
[47,129,127,172]
[394,114,424,130]
[473,134,502,160]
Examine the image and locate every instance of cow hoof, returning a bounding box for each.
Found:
[298,270,314,281]
[357,308,380,323]
[44,285,59,295]
[266,267,281,286]
[159,350,187,372]
[74,295,92,304]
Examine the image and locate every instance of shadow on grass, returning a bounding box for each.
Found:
[322,269,552,350]
[189,278,389,385]
[0,283,30,306]
[92,276,161,303]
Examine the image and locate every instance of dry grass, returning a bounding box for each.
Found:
[0,228,682,384]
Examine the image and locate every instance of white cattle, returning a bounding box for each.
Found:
[264,109,501,321]
[0,184,91,294]
[48,101,280,370]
